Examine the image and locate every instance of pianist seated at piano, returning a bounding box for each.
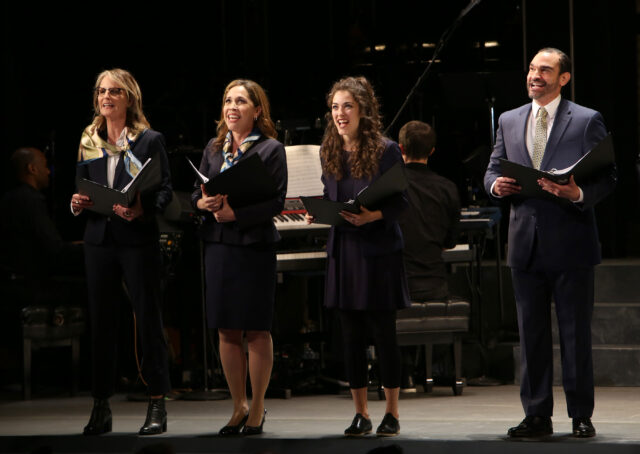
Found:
[191,79,287,436]
[396,120,461,391]
[306,76,410,437]
[397,120,461,301]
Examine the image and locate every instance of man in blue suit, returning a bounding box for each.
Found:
[484,48,616,438]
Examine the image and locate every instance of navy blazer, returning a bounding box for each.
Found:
[191,136,287,245]
[76,129,173,246]
[484,98,616,270]
[322,140,408,258]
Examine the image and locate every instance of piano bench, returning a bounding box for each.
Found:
[21,305,86,400]
[396,299,470,396]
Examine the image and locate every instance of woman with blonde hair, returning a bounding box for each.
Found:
[71,68,172,435]
[191,79,287,435]
[308,76,409,437]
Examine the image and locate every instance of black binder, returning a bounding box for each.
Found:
[187,153,278,208]
[301,161,408,226]
[499,134,615,199]
[76,157,162,216]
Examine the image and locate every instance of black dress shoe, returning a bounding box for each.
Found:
[219,413,249,436]
[139,398,167,435]
[344,413,372,436]
[572,417,596,438]
[242,409,266,435]
[83,398,112,435]
[376,413,400,437]
[507,416,553,438]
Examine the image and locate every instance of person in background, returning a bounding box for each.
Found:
[396,121,460,391]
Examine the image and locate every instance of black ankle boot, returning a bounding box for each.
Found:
[139,397,167,435]
[83,398,112,435]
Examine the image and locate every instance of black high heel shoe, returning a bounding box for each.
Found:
[139,397,167,435]
[241,409,266,435]
[219,413,249,436]
[83,398,112,435]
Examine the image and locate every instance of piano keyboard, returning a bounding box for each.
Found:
[273,212,330,231]
[276,244,472,272]
[274,197,331,231]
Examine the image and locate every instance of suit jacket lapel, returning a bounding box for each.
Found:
[516,105,533,166]
[540,98,571,170]
[113,155,126,189]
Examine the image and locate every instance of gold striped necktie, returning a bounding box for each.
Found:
[532,106,548,170]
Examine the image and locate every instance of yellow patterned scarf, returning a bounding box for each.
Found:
[77,123,145,178]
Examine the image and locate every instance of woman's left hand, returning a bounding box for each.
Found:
[213,195,236,223]
[113,193,144,222]
[340,205,382,226]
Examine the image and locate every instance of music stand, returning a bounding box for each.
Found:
[181,226,229,401]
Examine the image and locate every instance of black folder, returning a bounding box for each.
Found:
[76,157,162,216]
[301,161,408,226]
[187,153,277,208]
[499,134,615,199]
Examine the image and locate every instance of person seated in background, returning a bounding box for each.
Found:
[397,121,461,391]
[0,147,83,304]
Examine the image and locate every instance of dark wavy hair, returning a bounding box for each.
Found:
[320,76,385,180]
[213,79,278,150]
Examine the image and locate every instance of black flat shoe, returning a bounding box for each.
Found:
[507,415,552,438]
[572,417,596,438]
[242,410,266,436]
[139,398,167,435]
[376,413,400,437]
[83,398,112,436]
[344,413,372,437]
[219,413,249,436]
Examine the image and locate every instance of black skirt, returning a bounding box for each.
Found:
[204,241,276,330]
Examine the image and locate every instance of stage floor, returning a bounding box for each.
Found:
[1,385,639,453]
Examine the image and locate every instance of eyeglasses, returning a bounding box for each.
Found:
[95,87,125,96]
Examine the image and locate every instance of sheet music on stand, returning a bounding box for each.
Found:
[284,145,324,197]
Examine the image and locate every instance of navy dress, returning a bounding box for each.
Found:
[191,136,287,331]
[323,141,410,311]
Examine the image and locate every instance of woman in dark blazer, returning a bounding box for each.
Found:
[307,76,409,437]
[71,68,171,436]
[191,79,287,436]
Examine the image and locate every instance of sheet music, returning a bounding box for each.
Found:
[285,145,324,197]
[122,157,152,192]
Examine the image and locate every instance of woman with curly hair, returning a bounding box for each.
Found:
[308,76,409,437]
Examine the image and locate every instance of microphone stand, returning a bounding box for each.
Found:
[181,214,229,401]
[384,0,482,135]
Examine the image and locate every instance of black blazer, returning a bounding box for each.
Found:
[191,136,288,245]
[76,129,173,246]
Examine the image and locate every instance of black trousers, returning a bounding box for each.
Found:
[339,310,400,389]
[84,233,170,398]
[512,266,594,418]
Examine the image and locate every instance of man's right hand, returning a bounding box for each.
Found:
[493,177,522,197]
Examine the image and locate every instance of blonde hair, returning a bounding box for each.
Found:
[92,68,150,134]
[213,79,277,149]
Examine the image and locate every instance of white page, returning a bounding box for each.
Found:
[285,145,324,197]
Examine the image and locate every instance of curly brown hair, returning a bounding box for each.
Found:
[213,79,278,150]
[321,76,385,180]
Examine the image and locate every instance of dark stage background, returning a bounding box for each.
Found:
[0,0,639,392]
[2,0,638,255]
